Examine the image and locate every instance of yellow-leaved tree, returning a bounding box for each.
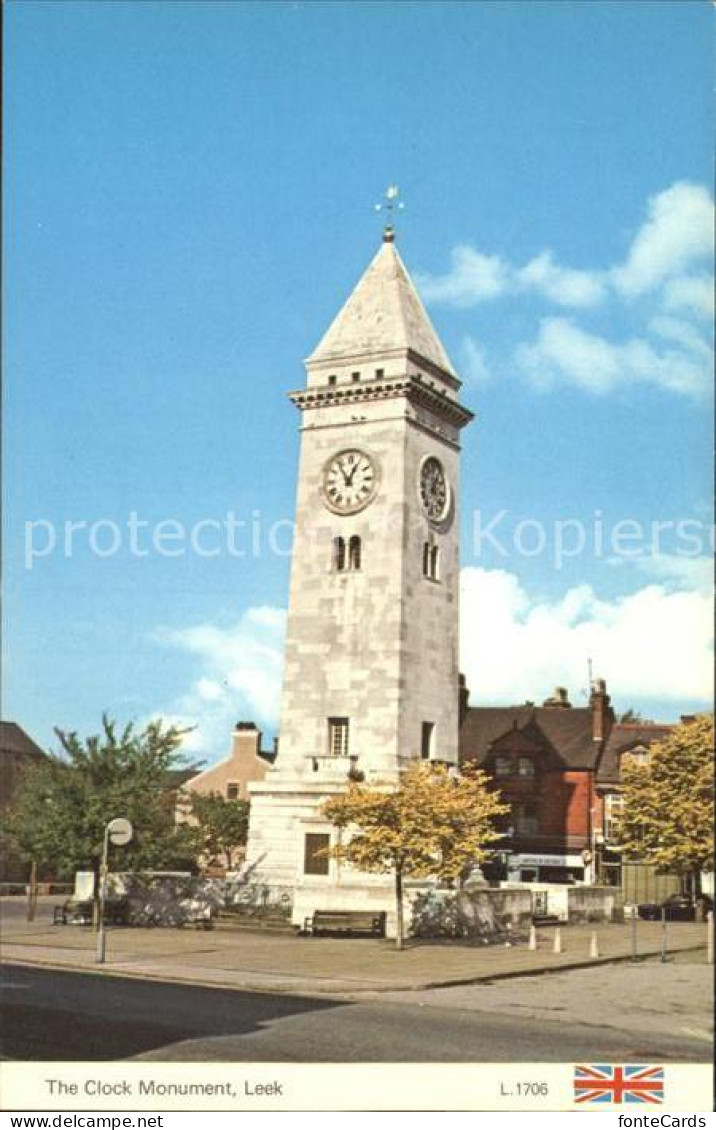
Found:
[617,714,714,899]
[321,762,509,949]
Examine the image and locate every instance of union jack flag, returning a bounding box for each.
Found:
[574,1065,664,1104]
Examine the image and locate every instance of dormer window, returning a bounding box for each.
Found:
[518,757,535,777]
[495,757,511,777]
[622,746,650,769]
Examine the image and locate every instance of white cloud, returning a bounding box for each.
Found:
[460,566,713,708]
[153,605,286,756]
[420,181,713,399]
[461,335,491,385]
[518,251,606,307]
[418,245,508,306]
[662,274,715,321]
[418,245,604,310]
[516,315,712,397]
[611,182,713,298]
[630,553,713,594]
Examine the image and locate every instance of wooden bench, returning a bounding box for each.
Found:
[305,910,386,938]
[53,898,130,926]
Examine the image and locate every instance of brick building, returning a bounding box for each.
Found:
[458,679,677,886]
[0,721,47,883]
[182,722,276,803]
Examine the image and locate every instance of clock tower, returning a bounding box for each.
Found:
[244,223,473,927]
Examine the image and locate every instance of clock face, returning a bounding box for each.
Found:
[419,456,450,523]
[322,449,379,514]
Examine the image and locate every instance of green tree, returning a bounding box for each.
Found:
[180,790,250,870]
[617,714,714,898]
[321,762,509,949]
[5,717,198,892]
[617,708,653,724]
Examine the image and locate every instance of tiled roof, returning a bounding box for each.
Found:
[0,721,46,762]
[597,722,673,784]
[459,706,599,769]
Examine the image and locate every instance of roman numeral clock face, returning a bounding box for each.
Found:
[420,455,451,523]
[322,449,379,514]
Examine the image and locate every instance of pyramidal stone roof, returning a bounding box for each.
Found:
[307,237,458,378]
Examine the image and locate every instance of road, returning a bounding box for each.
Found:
[1,963,711,1063]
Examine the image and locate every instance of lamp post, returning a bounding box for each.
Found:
[96,817,133,965]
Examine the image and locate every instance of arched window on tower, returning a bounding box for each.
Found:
[334,537,346,571]
[349,535,361,571]
[423,542,430,577]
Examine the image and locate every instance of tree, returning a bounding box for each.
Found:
[617,708,654,724]
[617,714,714,898]
[179,790,250,871]
[321,762,509,949]
[5,716,198,895]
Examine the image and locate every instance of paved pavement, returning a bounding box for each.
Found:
[1,896,710,996]
[2,962,711,1063]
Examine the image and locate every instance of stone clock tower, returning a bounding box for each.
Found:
[244,223,473,927]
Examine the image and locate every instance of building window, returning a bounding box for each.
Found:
[423,541,440,581]
[304,833,330,876]
[226,783,240,801]
[421,722,435,761]
[334,536,346,571]
[518,757,534,777]
[351,371,360,382]
[495,757,511,777]
[328,717,349,758]
[375,368,384,378]
[622,746,650,769]
[349,535,361,570]
[328,375,337,386]
[604,793,624,842]
[515,803,539,836]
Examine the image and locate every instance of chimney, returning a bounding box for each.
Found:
[590,678,611,742]
[680,714,696,725]
[542,686,572,709]
[232,721,262,763]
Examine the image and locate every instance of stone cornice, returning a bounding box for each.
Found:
[289,375,474,429]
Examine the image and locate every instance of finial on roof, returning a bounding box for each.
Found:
[374,183,404,241]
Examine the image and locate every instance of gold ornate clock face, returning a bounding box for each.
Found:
[322,449,379,514]
[419,455,450,523]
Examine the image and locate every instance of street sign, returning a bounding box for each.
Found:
[108,817,133,846]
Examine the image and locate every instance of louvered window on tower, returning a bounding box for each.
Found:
[328,718,349,758]
[423,542,440,581]
[334,536,346,571]
[349,535,361,570]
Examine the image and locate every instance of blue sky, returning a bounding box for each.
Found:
[5,1,713,761]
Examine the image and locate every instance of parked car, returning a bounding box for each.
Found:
[637,893,712,921]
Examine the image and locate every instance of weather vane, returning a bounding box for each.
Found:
[375,184,405,241]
